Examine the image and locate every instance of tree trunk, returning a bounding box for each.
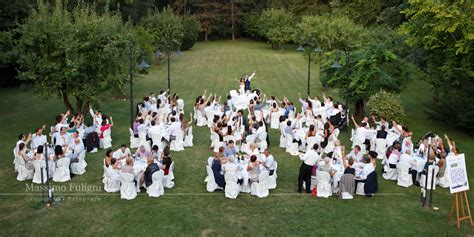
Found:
[82,101,90,116]
[61,90,75,114]
[76,97,84,115]
[355,99,365,116]
[205,31,208,42]
[231,0,235,41]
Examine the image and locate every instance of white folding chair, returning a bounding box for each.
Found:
[71,151,87,175]
[316,171,332,198]
[205,166,223,192]
[268,161,278,189]
[52,158,70,182]
[32,159,47,184]
[103,166,120,193]
[375,138,387,159]
[163,162,175,188]
[397,162,413,187]
[420,165,439,191]
[129,128,140,149]
[183,126,194,147]
[120,173,137,200]
[100,128,112,149]
[250,172,269,198]
[270,112,281,129]
[224,173,240,199]
[147,170,165,198]
[170,130,185,151]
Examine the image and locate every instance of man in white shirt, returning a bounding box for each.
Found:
[113,144,131,161]
[31,126,47,150]
[54,127,68,147]
[298,144,321,193]
[346,145,364,163]
[15,133,31,152]
[359,159,376,180]
[261,149,275,175]
[72,138,85,160]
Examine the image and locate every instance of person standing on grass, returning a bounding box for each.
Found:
[244,70,256,92]
[297,144,321,193]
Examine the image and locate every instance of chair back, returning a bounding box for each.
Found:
[152,169,164,183]
[120,172,134,183]
[33,159,46,170]
[206,166,216,182]
[246,135,256,144]
[317,171,331,183]
[57,158,70,168]
[224,172,237,183]
[258,172,269,185]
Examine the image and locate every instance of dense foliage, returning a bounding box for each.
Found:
[142,7,184,53]
[2,0,472,131]
[400,0,474,131]
[15,1,136,113]
[366,90,406,123]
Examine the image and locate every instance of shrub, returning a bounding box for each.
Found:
[366,90,405,122]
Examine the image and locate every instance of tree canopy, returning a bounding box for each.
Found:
[400,0,474,131]
[15,0,136,113]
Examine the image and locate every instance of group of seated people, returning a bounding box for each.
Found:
[102,143,174,198]
[296,142,378,198]
[205,142,277,198]
[13,107,112,183]
[379,132,456,190]
[131,92,193,152]
[348,114,455,190]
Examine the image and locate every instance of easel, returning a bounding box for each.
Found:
[448,191,473,229]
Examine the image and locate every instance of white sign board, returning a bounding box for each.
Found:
[446,154,470,194]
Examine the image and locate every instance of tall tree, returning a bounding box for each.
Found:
[142,6,184,51]
[322,26,413,114]
[194,0,221,41]
[15,0,136,113]
[258,8,295,49]
[400,0,474,131]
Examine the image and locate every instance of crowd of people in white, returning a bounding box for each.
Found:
[103,92,192,199]
[13,107,113,183]
[12,71,458,201]
[197,72,456,199]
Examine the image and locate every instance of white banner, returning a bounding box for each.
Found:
[446,154,470,194]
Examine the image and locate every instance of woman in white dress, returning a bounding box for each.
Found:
[238,78,245,95]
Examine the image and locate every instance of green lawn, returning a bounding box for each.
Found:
[0,39,472,236]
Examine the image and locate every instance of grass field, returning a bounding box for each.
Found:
[0,39,473,236]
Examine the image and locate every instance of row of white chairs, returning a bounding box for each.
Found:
[279,129,340,156]
[384,162,445,190]
[102,162,175,200]
[15,149,87,183]
[204,162,278,199]
[129,128,193,152]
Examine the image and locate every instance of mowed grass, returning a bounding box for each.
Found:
[0,39,472,236]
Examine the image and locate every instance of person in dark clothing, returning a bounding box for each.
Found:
[161,146,173,176]
[141,157,160,187]
[376,125,388,139]
[85,132,99,152]
[211,153,225,188]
